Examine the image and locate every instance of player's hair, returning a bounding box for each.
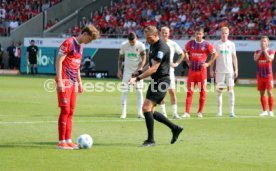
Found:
[144,26,158,36]
[128,32,136,41]
[81,25,100,40]
[195,27,204,33]
[161,26,170,32]
[261,35,269,41]
[220,27,229,32]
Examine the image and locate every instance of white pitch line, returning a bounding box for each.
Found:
[0,115,270,125]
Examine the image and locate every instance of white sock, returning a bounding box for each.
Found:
[59,140,66,143]
[66,139,72,143]
[160,104,167,115]
[137,89,143,115]
[172,104,177,115]
[217,91,222,114]
[229,90,235,114]
[122,90,128,116]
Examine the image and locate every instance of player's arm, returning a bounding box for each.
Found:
[77,68,83,93]
[56,54,66,92]
[232,54,238,78]
[203,51,218,68]
[264,49,275,61]
[209,60,215,78]
[254,51,262,61]
[171,52,185,68]
[129,60,161,84]
[117,53,124,79]
[137,50,146,71]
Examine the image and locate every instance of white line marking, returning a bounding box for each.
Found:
[0,115,271,125]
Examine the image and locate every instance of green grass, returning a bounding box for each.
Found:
[0,76,275,171]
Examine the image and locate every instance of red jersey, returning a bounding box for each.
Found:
[58,37,83,84]
[185,40,215,72]
[255,49,275,78]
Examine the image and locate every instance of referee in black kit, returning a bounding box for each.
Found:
[128,26,183,147]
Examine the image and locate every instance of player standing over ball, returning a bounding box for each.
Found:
[159,26,185,119]
[129,26,183,147]
[210,27,238,117]
[117,32,146,119]
[254,36,275,117]
[56,25,100,149]
[182,27,217,118]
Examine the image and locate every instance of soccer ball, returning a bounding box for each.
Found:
[77,134,93,149]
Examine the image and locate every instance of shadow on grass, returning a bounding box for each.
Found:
[0,142,57,149]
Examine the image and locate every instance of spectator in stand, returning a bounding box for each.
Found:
[6,41,16,69]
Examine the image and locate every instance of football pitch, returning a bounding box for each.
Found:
[0,76,275,171]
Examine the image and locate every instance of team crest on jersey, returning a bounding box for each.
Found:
[157,51,164,59]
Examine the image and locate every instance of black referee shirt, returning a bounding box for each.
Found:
[148,39,170,80]
[27,45,39,58]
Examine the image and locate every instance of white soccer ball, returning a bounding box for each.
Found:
[77,134,93,149]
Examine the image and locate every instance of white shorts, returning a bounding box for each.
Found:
[169,76,176,89]
[122,74,144,90]
[215,73,235,88]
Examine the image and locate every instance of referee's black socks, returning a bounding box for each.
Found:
[153,111,176,130]
[144,112,154,142]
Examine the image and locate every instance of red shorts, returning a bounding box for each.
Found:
[257,76,274,91]
[56,80,77,108]
[187,70,207,90]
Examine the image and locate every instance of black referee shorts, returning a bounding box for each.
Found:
[146,77,170,105]
[29,57,37,65]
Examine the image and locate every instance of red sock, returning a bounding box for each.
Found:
[185,90,193,113]
[260,96,267,111]
[198,90,206,113]
[268,96,274,111]
[65,108,75,140]
[58,107,70,141]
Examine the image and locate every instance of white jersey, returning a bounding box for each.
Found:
[166,39,183,77]
[119,40,146,75]
[214,40,236,73]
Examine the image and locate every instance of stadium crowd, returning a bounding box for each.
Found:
[69,0,276,40]
[0,0,63,35]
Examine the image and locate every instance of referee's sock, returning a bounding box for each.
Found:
[153,111,176,130]
[144,112,154,142]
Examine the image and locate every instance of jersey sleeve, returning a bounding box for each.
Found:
[174,42,183,55]
[140,42,146,52]
[153,45,166,62]
[207,43,216,54]
[58,39,71,56]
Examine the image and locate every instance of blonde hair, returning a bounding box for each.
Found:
[161,26,170,32]
[81,25,100,40]
[220,27,229,32]
[144,26,158,36]
[261,35,269,41]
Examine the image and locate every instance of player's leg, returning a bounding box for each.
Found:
[227,73,235,117]
[258,78,268,116]
[183,73,194,118]
[65,85,79,149]
[267,79,274,117]
[120,77,129,118]
[136,80,144,118]
[168,77,180,119]
[159,100,167,117]
[150,77,183,144]
[216,73,225,116]
[142,98,156,146]
[34,64,38,74]
[30,64,34,75]
[197,72,207,118]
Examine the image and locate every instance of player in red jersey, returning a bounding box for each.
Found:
[56,25,100,149]
[254,36,275,117]
[182,27,217,118]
